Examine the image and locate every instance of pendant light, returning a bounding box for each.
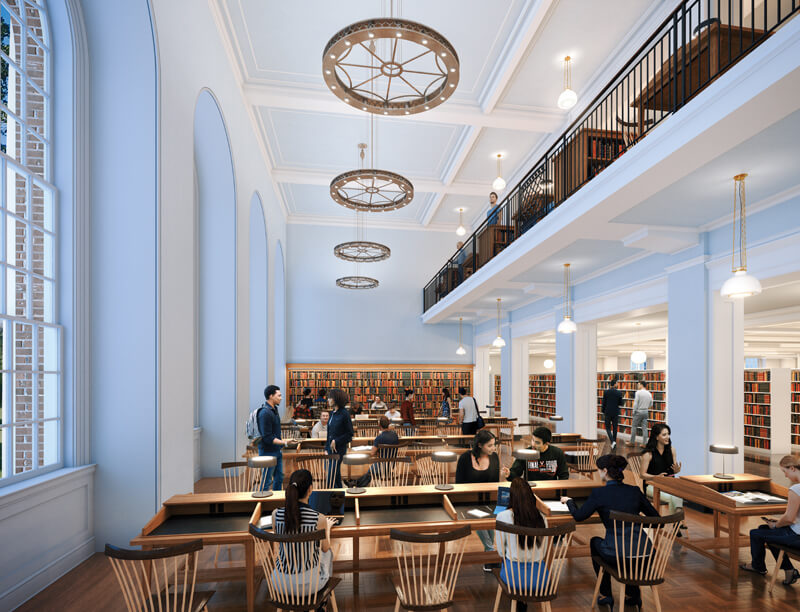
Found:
[557,56,577,110]
[543,358,554,369]
[720,173,762,299]
[492,298,506,348]
[630,322,647,365]
[455,207,466,236]
[557,263,577,334]
[456,316,467,355]
[492,154,506,191]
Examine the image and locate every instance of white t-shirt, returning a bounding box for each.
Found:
[495,509,547,562]
[385,409,401,419]
[632,388,653,413]
[372,401,387,411]
[459,397,478,423]
[791,483,800,535]
[311,422,327,439]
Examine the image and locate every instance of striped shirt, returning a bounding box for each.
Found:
[273,502,321,572]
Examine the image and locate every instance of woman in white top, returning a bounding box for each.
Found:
[495,477,549,610]
[457,385,479,436]
[741,454,800,585]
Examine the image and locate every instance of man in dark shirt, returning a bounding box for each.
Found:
[400,389,416,434]
[294,387,314,420]
[508,426,569,481]
[354,417,400,487]
[257,385,293,491]
[601,376,625,449]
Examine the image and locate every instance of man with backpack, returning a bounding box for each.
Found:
[248,385,292,491]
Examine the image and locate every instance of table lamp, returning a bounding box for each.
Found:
[341,453,372,494]
[548,414,563,433]
[709,444,739,480]
[248,455,278,498]
[431,450,458,490]
[513,448,541,487]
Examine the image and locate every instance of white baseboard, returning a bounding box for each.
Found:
[5,537,95,611]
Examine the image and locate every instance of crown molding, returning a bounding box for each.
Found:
[286,213,455,233]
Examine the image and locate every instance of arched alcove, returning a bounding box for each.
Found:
[249,193,269,420]
[274,241,287,417]
[194,90,236,478]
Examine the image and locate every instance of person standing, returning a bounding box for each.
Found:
[561,454,659,609]
[458,385,480,436]
[486,191,500,226]
[628,380,652,447]
[324,388,353,488]
[257,385,292,491]
[311,410,329,439]
[400,389,416,434]
[507,426,568,481]
[601,376,624,450]
[440,388,454,421]
[455,430,510,571]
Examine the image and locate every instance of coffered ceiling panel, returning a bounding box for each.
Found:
[501,0,656,109]
[260,107,462,179]
[454,127,547,187]
[429,194,489,226]
[224,0,528,101]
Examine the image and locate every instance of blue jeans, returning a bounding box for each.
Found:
[500,560,549,592]
[750,525,800,572]
[260,450,283,491]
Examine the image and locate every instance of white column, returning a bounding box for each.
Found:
[708,291,745,473]
[511,335,531,434]
[574,323,598,438]
[474,346,491,409]
[555,310,575,432]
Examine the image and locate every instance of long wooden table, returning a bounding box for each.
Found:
[132,479,603,608]
[649,473,788,586]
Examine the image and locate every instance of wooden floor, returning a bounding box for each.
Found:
[18,444,800,611]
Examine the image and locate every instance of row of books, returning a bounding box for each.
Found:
[589,138,624,159]
[744,368,771,450]
[744,382,770,392]
[529,374,556,419]
[744,370,770,381]
[744,415,771,426]
[744,394,770,404]
[494,375,502,409]
[793,370,799,445]
[290,371,471,380]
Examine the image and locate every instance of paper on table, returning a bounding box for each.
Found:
[351,445,373,452]
[467,508,491,518]
[258,515,273,529]
[542,500,571,513]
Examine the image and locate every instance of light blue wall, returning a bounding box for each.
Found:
[249,195,269,413]
[287,224,472,364]
[85,0,159,549]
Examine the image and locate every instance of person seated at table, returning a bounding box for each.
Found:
[349,401,363,418]
[740,454,800,585]
[311,410,329,439]
[561,454,659,609]
[486,191,500,226]
[456,430,511,571]
[640,424,684,516]
[325,389,353,488]
[508,426,568,481]
[294,387,314,420]
[370,395,387,412]
[271,469,337,595]
[355,417,401,488]
[384,403,402,420]
[495,477,549,612]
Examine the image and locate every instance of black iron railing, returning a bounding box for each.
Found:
[423,0,799,312]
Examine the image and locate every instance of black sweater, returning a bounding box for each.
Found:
[455,452,499,484]
[508,445,569,481]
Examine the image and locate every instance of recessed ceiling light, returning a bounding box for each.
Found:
[331,85,336,89]
[363,106,367,110]
[450,68,455,72]
[383,111,388,115]
[344,97,349,102]
[345,41,351,46]
[441,52,446,57]
[425,105,429,109]
[440,96,445,100]
[329,54,336,59]
[325,70,331,74]
[450,84,455,88]
[368,33,374,38]
[396,32,402,37]
[404,110,409,115]
[422,39,428,45]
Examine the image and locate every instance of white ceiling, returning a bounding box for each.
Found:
[214,0,666,228]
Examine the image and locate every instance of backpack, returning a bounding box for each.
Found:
[247,404,266,444]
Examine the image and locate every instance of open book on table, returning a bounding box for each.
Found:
[721,490,786,505]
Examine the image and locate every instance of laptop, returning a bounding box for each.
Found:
[309,490,347,525]
[494,486,511,515]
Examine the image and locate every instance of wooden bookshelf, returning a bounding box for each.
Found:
[286,364,472,418]
[529,374,556,420]
[791,370,800,447]
[552,128,625,202]
[744,369,771,451]
[494,375,502,409]
[596,371,667,436]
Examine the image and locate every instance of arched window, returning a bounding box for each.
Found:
[0,1,58,483]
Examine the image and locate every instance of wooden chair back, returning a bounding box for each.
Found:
[417,424,437,436]
[627,452,644,489]
[437,425,462,437]
[390,526,471,610]
[220,461,256,493]
[570,442,598,477]
[413,453,453,486]
[281,424,301,440]
[297,454,341,490]
[370,456,413,487]
[608,509,683,583]
[375,440,410,458]
[493,521,576,601]
[250,524,339,611]
[498,444,513,471]
[356,422,380,438]
[105,540,212,612]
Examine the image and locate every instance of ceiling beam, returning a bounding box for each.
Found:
[243,82,563,133]
[271,167,489,196]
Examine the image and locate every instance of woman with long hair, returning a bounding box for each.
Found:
[561,454,659,609]
[456,430,510,571]
[640,423,684,514]
[440,388,453,421]
[495,478,548,611]
[740,454,800,585]
[271,469,337,593]
[325,388,353,488]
